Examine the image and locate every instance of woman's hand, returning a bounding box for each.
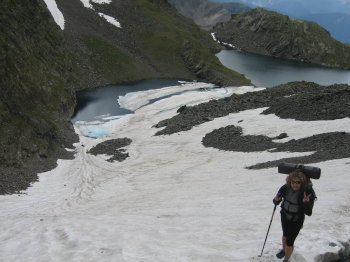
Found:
[274,195,281,202]
[303,192,311,202]
[273,195,282,205]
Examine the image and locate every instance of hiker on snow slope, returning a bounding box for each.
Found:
[273,170,316,262]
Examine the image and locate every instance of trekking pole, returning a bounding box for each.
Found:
[258,204,277,257]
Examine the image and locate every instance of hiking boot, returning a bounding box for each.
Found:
[276,249,285,259]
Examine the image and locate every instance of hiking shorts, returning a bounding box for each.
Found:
[281,211,304,246]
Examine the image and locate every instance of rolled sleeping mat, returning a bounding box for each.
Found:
[278,162,321,179]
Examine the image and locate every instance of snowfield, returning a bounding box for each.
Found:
[43,0,122,30]
[0,82,349,262]
[43,0,65,30]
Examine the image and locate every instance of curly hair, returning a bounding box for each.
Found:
[286,170,307,189]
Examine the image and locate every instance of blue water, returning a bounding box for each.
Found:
[72,79,181,122]
[217,50,350,87]
[72,51,350,124]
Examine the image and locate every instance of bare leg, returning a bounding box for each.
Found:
[282,236,286,250]
[285,245,294,260]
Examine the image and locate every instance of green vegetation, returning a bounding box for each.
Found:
[138,29,184,66]
[134,0,251,85]
[0,0,76,167]
[82,35,148,83]
[73,0,251,86]
[136,0,214,71]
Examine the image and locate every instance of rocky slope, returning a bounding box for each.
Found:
[298,13,350,44]
[0,0,251,194]
[57,0,251,90]
[0,0,78,194]
[213,8,350,69]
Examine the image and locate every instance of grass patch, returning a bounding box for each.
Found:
[134,0,251,85]
[82,35,147,83]
[137,29,186,68]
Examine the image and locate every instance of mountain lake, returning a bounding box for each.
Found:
[72,50,350,122]
[217,49,350,87]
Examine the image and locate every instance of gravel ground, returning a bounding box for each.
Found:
[0,147,75,195]
[88,138,132,162]
[154,81,350,168]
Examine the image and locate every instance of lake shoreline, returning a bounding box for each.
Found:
[217,50,350,87]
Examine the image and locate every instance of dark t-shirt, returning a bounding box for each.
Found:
[274,184,315,218]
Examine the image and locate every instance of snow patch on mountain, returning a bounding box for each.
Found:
[78,0,121,28]
[43,0,65,30]
[80,0,112,9]
[92,0,112,4]
[98,13,122,28]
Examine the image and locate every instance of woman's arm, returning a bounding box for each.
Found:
[273,184,287,205]
[302,189,316,216]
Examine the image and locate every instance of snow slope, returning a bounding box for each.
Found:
[43,0,65,30]
[0,82,349,262]
[44,0,121,29]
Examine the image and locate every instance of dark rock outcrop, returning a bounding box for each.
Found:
[154,81,350,135]
[214,8,350,69]
[88,138,132,162]
[203,126,350,170]
[153,81,350,168]
[315,241,350,262]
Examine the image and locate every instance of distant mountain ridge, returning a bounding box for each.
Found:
[221,2,251,13]
[167,0,231,30]
[210,0,350,15]
[168,0,251,30]
[297,13,350,44]
[210,0,350,43]
[214,8,350,69]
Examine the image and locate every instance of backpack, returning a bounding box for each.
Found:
[305,182,317,216]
